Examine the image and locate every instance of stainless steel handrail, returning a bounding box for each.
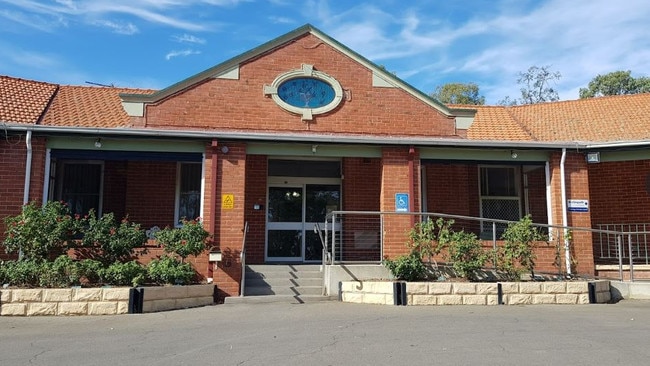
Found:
[240,221,249,297]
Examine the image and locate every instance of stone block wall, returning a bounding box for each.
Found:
[0,284,215,316]
[340,280,611,306]
[141,284,214,312]
[0,288,130,316]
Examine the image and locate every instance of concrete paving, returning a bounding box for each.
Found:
[1,300,650,365]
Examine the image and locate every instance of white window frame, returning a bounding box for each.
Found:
[174,162,204,227]
[478,165,522,233]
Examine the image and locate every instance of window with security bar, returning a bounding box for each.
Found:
[479,166,521,237]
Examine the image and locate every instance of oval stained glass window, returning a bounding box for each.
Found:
[277,77,336,108]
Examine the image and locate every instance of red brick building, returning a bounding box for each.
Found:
[2,25,650,296]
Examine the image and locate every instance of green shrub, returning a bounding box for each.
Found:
[77,259,104,285]
[383,252,426,282]
[101,261,147,287]
[447,231,488,279]
[0,259,42,287]
[407,218,453,264]
[497,215,548,280]
[155,219,209,261]
[147,256,196,285]
[3,201,79,260]
[39,255,82,288]
[80,211,147,265]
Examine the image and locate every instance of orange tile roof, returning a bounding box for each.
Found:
[41,85,155,128]
[0,75,58,124]
[506,93,650,142]
[462,105,534,141]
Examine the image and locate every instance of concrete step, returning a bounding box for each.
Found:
[242,264,324,298]
[244,285,323,296]
[246,277,323,287]
[224,295,337,304]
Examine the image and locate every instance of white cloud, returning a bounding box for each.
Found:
[172,34,206,44]
[312,0,650,103]
[92,19,138,35]
[268,16,294,24]
[165,49,201,60]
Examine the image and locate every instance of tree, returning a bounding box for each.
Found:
[430,82,485,105]
[579,70,650,98]
[498,65,562,105]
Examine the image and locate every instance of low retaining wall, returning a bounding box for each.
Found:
[340,281,611,305]
[0,284,215,316]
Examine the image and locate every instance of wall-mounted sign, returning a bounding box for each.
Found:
[222,194,234,210]
[567,199,589,212]
[395,193,409,212]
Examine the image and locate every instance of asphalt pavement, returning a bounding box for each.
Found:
[1,300,649,365]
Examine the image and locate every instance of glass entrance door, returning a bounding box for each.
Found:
[266,181,340,262]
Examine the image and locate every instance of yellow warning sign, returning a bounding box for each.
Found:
[222,194,234,210]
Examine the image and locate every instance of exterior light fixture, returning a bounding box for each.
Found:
[510,150,518,159]
[586,152,600,163]
[94,138,102,148]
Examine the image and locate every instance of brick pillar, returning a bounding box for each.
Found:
[380,147,420,259]
[549,151,594,275]
[208,142,247,298]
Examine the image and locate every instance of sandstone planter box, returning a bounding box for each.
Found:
[340,280,611,306]
[0,284,215,316]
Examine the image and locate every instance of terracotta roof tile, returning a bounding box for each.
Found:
[41,85,154,128]
[0,75,58,124]
[507,93,650,142]
[458,105,534,141]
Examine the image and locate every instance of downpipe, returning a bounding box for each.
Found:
[560,149,571,274]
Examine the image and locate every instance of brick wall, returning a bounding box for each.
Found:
[342,157,382,260]
[141,34,456,139]
[0,136,46,260]
[548,152,594,275]
[124,161,176,229]
[212,142,247,297]
[588,160,650,225]
[244,155,267,264]
[102,161,127,220]
[380,147,421,259]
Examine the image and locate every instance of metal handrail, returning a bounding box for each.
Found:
[324,210,650,282]
[240,221,249,297]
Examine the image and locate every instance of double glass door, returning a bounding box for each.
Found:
[266,179,340,262]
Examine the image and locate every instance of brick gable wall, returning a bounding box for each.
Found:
[142,34,456,138]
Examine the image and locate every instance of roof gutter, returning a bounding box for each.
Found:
[586,140,650,149]
[1,123,587,150]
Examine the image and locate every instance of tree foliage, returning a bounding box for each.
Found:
[579,70,650,98]
[430,82,485,105]
[499,65,561,105]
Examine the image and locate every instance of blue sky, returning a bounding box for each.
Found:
[1,0,649,104]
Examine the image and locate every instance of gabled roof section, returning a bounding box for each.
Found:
[120,24,459,118]
[507,93,650,142]
[465,105,534,141]
[41,85,154,128]
[0,75,58,124]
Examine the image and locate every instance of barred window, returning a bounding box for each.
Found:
[479,166,521,235]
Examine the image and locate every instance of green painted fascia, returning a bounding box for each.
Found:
[599,150,650,163]
[247,143,381,158]
[47,137,206,153]
[420,147,550,162]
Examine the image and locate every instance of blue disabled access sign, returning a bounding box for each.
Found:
[395,193,410,212]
